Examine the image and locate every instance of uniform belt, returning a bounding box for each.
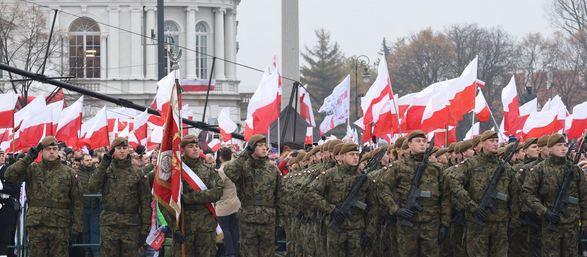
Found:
[103,207,138,214]
[28,200,70,209]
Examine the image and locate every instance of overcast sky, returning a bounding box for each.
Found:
[235,0,554,92]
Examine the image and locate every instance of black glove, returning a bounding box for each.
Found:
[173,230,185,244]
[27,143,43,159]
[395,208,415,220]
[330,208,347,224]
[161,225,171,235]
[544,210,560,225]
[102,148,115,165]
[135,145,146,155]
[438,224,449,244]
[360,232,370,250]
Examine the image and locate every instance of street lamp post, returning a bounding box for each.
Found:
[354,55,370,122]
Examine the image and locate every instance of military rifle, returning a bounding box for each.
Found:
[472,141,519,225]
[330,148,386,232]
[398,139,436,227]
[547,133,587,231]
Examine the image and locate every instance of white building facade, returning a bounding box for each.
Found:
[9,0,242,124]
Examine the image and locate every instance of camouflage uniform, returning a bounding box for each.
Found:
[307,161,375,257]
[509,156,540,257]
[378,153,450,257]
[449,151,519,257]
[178,156,223,257]
[88,140,151,257]
[443,165,467,257]
[224,150,282,257]
[522,155,587,257]
[5,142,82,257]
[369,163,395,257]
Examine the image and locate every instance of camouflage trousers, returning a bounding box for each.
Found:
[449,222,466,257]
[541,223,578,257]
[284,215,296,257]
[396,220,439,257]
[27,226,70,257]
[100,225,141,257]
[326,227,362,257]
[239,221,275,257]
[465,221,508,257]
[173,230,216,257]
[508,220,542,257]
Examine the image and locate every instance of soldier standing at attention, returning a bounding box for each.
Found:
[378,130,450,257]
[88,137,151,257]
[307,142,375,257]
[522,133,587,257]
[177,135,224,257]
[449,130,519,257]
[224,134,282,257]
[4,136,83,257]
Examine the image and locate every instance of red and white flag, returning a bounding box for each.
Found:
[0,92,18,129]
[15,102,52,151]
[217,107,237,142]
[474,90,490,122]
[318,75,350,135]
[47,100,64,136]
[565,101,587,140]
[207,138,222,152]
[522,110,559,139]
[131,109,149,147]
[299,85,316,127]
[448,57,478,123]
[80,107,109,150]
[305,127,313,145]
[501,76,520,135]
[465,122,480,140]
[152,80,183,222]
[150,70,180,126]
[516,98,538,133]
[55,96,83,148]
[541,95,568,132]
[180,78,215,92]
[244,63,281,139]
[360,60,398,141]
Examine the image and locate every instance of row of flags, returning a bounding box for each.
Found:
[242,56,587,147]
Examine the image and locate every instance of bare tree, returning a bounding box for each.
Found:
[0,2,62,105]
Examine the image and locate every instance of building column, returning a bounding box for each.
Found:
[213,8,225,80]
[185,6,197,79]
[224,9,236,80]
[145,6,156,80]
[130,7,142,79]
[100,33,107,79]
[108,6,120,79]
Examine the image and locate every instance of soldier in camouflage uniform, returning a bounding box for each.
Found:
[5,136,83,257]
[509,137,539,257]
[367,146,395,257]
[307,143,375,257]
[88,137,151,257]
[177,135,224,257]
[281,150,305,257]
[522,133,587,257]
[378,131,450,257]
[77,153,102,257]
[448,131,519,257]
[224,134,282,257]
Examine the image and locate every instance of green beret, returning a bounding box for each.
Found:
[394,137,406,149]
[111,137,128,149]
[180,135,198,148]
[248,134,266,147]
[479,130,498,141]
[40,136,58,148]
[537,135,550,147]
[522,137,538,150]
[407,130,426,142]
[339,143,359,155]
[547,134,566,147]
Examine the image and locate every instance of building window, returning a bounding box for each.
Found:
[164,20,180,73]
[68,17,100,78]
[195,22,208,79]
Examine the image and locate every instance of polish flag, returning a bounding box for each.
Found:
[14,96,46,132]
[0,92,18,129]
[17,104,53,150]
[133,109,149,146]
[361,57,398,141]
[147,122,164,150]
[501,76,520,136]
[47,101,64,135]
[541,95,568,132]
[299,85,316,127]
[398,84,439,132]
[207,138,222,152]
[522,110,559,139]
[0,129,13,152]
[305,127,313,145]
[245,63,281,139]
[465,122,480,140]
[565,101,587,140]
[217,107,237,142]
[149,70,180,126]
[420,58,478,132]
[55,96,83,148]
[516,98,538,133]
[474,90,490,122]
[80,107,109,149]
